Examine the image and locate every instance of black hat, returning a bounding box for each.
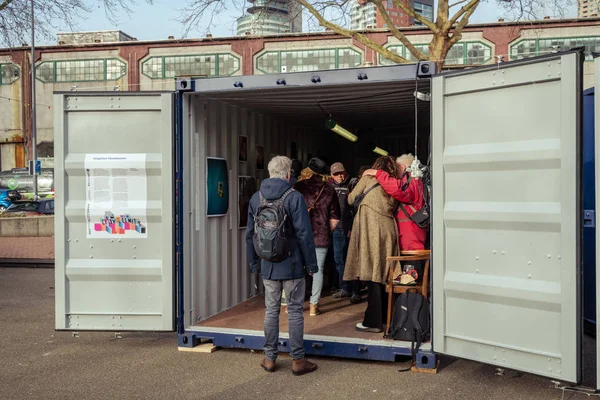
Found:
[308,158,328,175]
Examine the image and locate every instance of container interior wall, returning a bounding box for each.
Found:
[184,94,326,326]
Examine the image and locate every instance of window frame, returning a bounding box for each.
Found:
[255,47,362,74]
[379,40,492,65]
[0,63,20,85]
[510,35,600,61]
[141,53,241,80]
[35,58,127,83]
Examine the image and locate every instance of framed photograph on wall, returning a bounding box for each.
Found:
[238,176,257,229]
[256,145,265,170]
[206,157,229,217]
[238,135,248,162]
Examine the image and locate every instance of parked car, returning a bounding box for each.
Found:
[4,199,54,216]
[0,189,22,212]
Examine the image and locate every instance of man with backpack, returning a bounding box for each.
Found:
[246,156,319,376]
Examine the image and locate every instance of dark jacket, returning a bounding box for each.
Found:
[332,177,352,233]
[294,175,341,248]
[246,178,318,280]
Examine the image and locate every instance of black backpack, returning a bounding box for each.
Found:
[252,189,293,263]
[387,291,430,360]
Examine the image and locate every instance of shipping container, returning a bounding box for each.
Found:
[55,51,600,386]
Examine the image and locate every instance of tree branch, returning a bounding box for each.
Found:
[447,0,479,28]
[371,0,427,60]
[388,0,437,31]
[447,0,478,47]
[0,0,15,12]
[449,0,469,8]
[295,0,410,63]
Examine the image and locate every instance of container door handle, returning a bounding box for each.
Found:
[584,210,595,228]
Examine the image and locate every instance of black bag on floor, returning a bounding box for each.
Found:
[387,291,430,360]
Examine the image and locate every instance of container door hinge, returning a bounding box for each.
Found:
[584,210,595,228]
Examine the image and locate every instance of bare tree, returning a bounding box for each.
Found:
[0,0,153,47]
[180,0,574,68]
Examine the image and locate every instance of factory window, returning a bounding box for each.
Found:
[0,63,20,85]
[380,41,491,65]
[256,47,362,74]
[511,36,600,61]
[35,58,127,83]
[141,53,240,79]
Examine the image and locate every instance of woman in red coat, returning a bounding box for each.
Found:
[363,154,427,277]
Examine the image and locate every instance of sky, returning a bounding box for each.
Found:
[39,0,577,45]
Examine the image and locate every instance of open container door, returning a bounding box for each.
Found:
[595,56,600,390]
[54,93,175,331]
[432,52,582,382]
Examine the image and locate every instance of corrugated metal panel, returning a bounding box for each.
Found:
[184,94,323,324]
[432,53,581,382]
[54,92,174,331]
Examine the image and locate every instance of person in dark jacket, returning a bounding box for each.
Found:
[294,157,341,316]
[246,156,318,376]
[330,162,360,304]
[290,159,303,186]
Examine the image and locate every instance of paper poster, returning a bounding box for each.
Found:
[85,154,148,239]
[207,157,229,217]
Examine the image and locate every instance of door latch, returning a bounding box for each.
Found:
[584,210,595,228]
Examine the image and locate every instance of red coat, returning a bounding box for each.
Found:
[375,171,427,251]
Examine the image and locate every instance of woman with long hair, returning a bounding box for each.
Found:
[345,156,399,333]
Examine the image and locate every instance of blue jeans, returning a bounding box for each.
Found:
[263,278,306,360]
[333,229,357,295]
[310,247,328,305]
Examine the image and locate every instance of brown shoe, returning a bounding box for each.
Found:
[261,358,276,373]
[309,304,320,316]
[292,358,318,376]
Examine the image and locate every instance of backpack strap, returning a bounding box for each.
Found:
[410,294,424,360]
[307,184,326,213]
[385,293,410,339]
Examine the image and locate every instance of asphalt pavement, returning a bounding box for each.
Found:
[0,267,596,400]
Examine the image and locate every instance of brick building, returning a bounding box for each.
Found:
[0,17,598,170]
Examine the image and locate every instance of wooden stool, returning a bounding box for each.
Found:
[385,250,431,336]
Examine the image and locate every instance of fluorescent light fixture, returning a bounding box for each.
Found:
[372,146,388,156]
[326,119,358,142]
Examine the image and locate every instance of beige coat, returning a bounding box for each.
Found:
[344,176,399,284]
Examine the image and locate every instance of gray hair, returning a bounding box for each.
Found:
[268,156,292,179]
[396,153,415,166]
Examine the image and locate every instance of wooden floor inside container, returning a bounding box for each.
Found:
[196,292,391,342]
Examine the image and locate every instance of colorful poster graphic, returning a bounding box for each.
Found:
[238,176,257,229]
[206,157,229,217]
[85,154,148,239]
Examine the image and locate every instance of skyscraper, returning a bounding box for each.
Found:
[579,0,600,17]
[237,0,303,36]
[350,0,434,30]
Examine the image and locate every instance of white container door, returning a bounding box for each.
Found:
[54,93,175,331]
[432,52,582,382]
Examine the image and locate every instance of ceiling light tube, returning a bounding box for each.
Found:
[326,119,358,142]
[372,146,388,156]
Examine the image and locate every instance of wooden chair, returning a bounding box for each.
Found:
[385,250,431,335]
